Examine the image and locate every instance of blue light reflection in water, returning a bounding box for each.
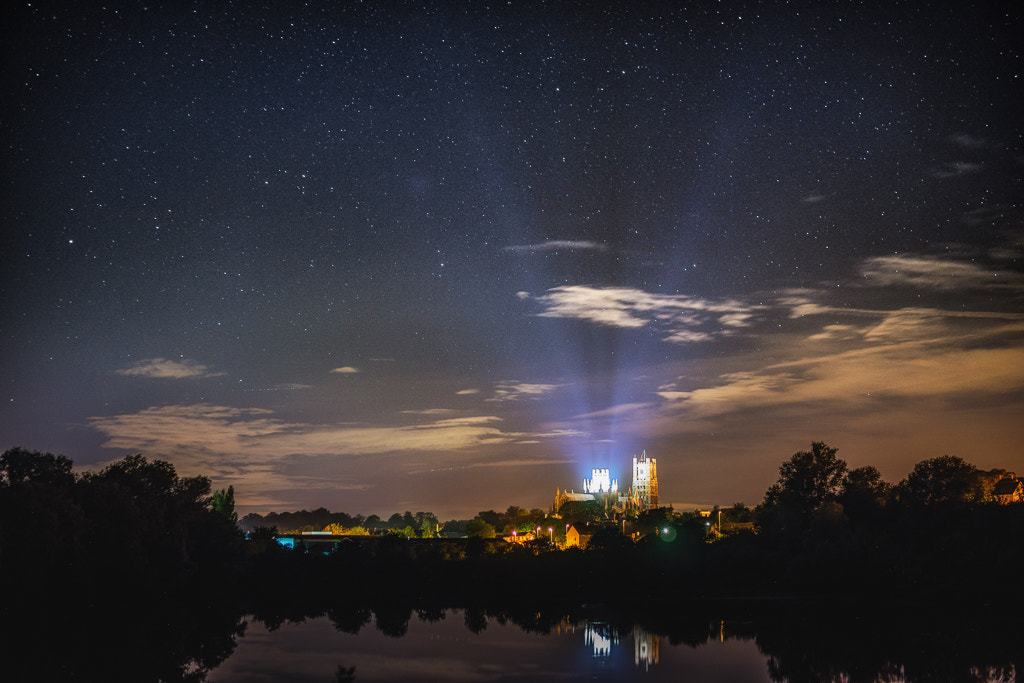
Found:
[209,610,772,682]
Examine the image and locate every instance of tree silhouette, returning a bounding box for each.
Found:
[898,455,983,506]
[763,442,847,517]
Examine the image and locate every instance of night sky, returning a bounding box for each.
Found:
[3,1,1022,519]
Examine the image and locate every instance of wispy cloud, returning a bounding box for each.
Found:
[88,406,522,462]
[330,366,360,374]
[488,380,563,402]
[86,404,585,509]
[116,358,225,379]
[930,161,983,178]
[466,457,576,468]
[456,388,480,395]
[859,255,1024,291]
[526,285,762,342]
[656,341,1024,426]
[503,240,608,254]
[949,133,989,150]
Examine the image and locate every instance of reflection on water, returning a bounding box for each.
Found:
[634,625,659,670]
[209,609,770,683]
[206,604,1020,683]
[574,621,659,671]
[582,621,614,657]
[8,597,1019,682]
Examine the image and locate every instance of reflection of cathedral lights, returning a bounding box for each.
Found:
[632,626,660,670]
[583,622,616,658]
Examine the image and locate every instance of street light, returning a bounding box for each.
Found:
[718,509,722,535]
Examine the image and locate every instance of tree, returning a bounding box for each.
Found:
[726,502,753,524]
[586,527,635,555]
[414,511,439,537]
[557,500,603,525]
[0,447,75,488]
[763,442,848,518]
[899,455,983,506]
[476,509,503,529]
[758,442,848,539]
[527,508,547,523]
[465,518,496,538]
[211,485,238,526]
[840,466,891,521]
[636,506,676,531]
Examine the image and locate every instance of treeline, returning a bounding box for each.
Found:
[710,443,1024,598]
[241,508,441,537]
[0,448,245,615]
[241,505,563,539]
[0,447,249,681]
[3,443,1022,682]
[4,443,1022,605]
[235,443,1024,607]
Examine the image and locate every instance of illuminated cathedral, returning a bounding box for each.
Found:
[554,451,659,513]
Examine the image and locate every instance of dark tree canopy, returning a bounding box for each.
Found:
[840,465,891,520]
[763,441,848,517]
[899,455,983,506]
[557,500,604,525]
[0,446,75,488]
[465,518,496,538]
[212,485,239,526]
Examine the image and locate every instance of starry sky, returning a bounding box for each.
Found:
[3,1,1022,519]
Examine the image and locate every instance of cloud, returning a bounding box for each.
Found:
[859,255,1024,291]
[86,404,589,510]
[930,161,983,178]
[806,324,861,342]
[88,406,523,461]
[456,388,480,395]
[949,133,988,150]
[646,291,1024,430]
[330,366,360,374]
[658,342,1024,426]
[466,457,575,468]
[503,240,608,254]
[526,285,762,342]
[116,358,225,379]
[488,380,563,402]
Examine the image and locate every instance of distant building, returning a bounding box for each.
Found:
[564,524,590,549]
[583,468,618,493]
[554,451,660,514]
[631,451,658,510]
[502,529,537,544]
[992,475,1024,504]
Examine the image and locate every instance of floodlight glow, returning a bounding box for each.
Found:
[583,468,618,493]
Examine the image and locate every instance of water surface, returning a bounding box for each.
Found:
[210,610,772,682]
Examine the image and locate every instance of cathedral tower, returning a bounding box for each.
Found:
[631,451,658,509]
